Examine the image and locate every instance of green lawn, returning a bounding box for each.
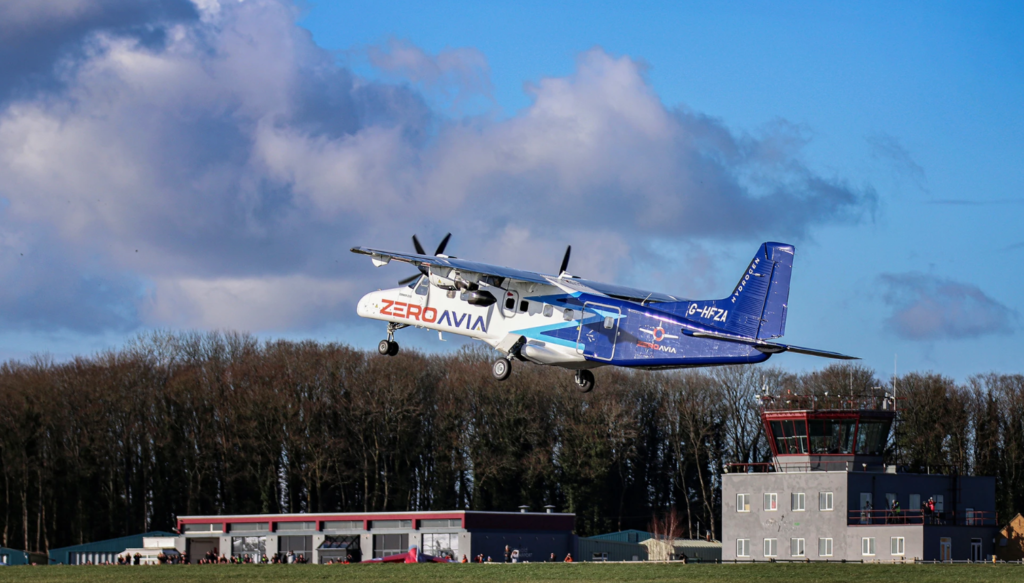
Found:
[1,563,1022,583]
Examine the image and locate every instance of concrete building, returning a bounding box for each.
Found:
[721,393,998,563]
[176,510,574,563]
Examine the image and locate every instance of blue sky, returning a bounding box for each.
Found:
[0,0,1019,380]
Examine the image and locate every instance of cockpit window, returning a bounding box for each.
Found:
[414,277,430,296]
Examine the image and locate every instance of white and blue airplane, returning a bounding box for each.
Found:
[352,235,854,392]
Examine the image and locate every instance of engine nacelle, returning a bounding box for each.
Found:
[465,290,496,307]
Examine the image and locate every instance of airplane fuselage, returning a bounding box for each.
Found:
[356,276,770,370]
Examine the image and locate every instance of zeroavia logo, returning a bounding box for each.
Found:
[636,341,677,354]
[438,310,488,332]
[380,300,487,332]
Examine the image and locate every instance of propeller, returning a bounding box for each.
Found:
[399,233,452,285]
[558,245,571,276]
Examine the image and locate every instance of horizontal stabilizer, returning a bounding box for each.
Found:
[687,330,857,360]
[760,342,858,360]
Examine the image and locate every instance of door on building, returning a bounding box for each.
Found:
[188,538,220,564]
[373,534,409,559]
[860,493,873,524]
[971,539,983,562]
[939,538,951,562]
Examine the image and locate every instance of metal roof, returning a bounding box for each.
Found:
[48,531,176,564]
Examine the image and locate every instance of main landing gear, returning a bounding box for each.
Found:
[574,369,595,393]
[378,323,406,357]
[491,357,512,381]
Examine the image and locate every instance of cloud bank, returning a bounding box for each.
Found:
[0,0,875,337]
[880,273,1017,340]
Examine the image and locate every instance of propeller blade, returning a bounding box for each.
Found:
[434,233,451,256]
[412,235,426,255]
[559,245,572,275]
[398,273,421,286]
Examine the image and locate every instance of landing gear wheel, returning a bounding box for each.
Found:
[492,358,512,381]
[378,340,399,356]
[574,369,595,393]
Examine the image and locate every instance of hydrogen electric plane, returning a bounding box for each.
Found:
[352,235,854,392]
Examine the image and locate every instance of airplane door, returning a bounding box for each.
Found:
[501,289,518,318]
[576,302,620,361]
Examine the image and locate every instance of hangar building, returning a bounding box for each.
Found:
[175,509,574,563]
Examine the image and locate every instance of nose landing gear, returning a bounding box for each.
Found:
[378,323,406,357]
[574,369,595,393]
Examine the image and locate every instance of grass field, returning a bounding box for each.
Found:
[1,563,1022,583]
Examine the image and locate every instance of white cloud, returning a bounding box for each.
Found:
[0,0,874,337]
[880,273,1017,340]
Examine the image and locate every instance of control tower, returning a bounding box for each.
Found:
[721,392,997,563]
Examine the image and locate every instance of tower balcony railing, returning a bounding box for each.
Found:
[760,394,895,412]
[847,509,996,527]
[726,461,889,473]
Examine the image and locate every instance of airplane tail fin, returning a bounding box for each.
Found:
[662,242,794,339]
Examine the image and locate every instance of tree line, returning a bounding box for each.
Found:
[0,331,1021,553]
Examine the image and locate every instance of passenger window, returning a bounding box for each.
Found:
[543,305,553,317]
[603,316,614,329]
[505,298,515,310]
[563,309,574,321]
[520,300,529,313]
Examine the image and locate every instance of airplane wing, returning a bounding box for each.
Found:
[351,247,553,286]
[350,246,687,302]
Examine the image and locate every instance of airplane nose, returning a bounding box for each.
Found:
[356,292,374,317]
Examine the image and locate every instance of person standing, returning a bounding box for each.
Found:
[504,545,511,563]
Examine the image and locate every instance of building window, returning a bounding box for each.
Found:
[891,537,905,556]
[763,538,777,558]
[791,538,805,557]
[818,538,833,557]
[862,537,876,556]
[422,533,459,561]
[419,519,461,528]
[909,493,921,512]
[323,520,362,531]
[183,523,219,532]
[792,492,805,511]
[819,491,834,511]
[737,539,750,558]
[737,493,751,512]
[764,493,778,511]
[373,533,409,558]
[229,522,268,533]
[370,520,412,529]
[276,521,316,532]
[934,495,944,513]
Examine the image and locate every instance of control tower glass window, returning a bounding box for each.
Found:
[770,420,808,454]
[808,419,856,454]
[854,419,891,456]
